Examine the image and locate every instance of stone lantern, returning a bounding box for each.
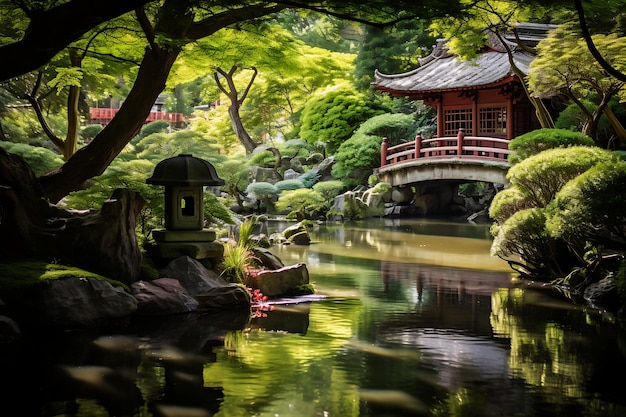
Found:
[147,154,225,260]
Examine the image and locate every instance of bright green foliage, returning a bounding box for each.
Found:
[529,24,626,101]
[279,139,315,159]
[0,261,127,295]
[489,187,534,224]
[64,159,163,238]
[275,179,305,192]
[275,188,326,218]
[134,130,225,165]
[505,146,619,207]
[190,106,242,154]
[331,113,419,188]
[132,121,170,145]
[371,181,392,194]
[0,142,63,176]
[245,45,356,139]
[204,191,235,225]
[80,124,103,141]
[491,208,568,277]
[546,160,626,248]
[508,129,595,165]
[220,242,256,284]
[555,99,626,146]
[298,85,387,153]
[313,180,345,204]
[528,23,626,144]
[331,131,383,188]
[248,149,278,168]
[219,157,251,206]
[356,113,419,145]
[277,12,359,53]
[491,145,625,279]
[428,0,558,60]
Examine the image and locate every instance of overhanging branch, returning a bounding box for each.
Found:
[575,0,626,83]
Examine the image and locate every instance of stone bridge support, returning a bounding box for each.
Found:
[378,160,508,217]
[387,181,466,216]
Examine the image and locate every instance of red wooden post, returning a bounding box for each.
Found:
[381,137,389,166]
[457,128,465,156]
[414,132,422,159]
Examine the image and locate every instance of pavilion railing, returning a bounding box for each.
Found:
[89,108,186,125]
[380,128,511,167]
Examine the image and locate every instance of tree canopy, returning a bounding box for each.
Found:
[0,0,466,203]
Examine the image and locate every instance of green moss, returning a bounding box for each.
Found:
[0,260,129,293]
[282,283,316,297]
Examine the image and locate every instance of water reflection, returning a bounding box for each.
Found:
[2,219,626,416]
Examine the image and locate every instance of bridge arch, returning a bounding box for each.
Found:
[377,159,509,187]
[374,131,511,215]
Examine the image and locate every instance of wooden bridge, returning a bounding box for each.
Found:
[89,108,185,126]
[377,129,511,187]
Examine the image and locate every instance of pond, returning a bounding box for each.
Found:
[2,218,626,417]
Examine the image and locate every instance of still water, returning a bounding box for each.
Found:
[2,218,626,417]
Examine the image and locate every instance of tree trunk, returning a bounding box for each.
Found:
[228,104,258,153]
[603,105,626,147]
[39,47,181,202]
[62,48,82,160]
[215,66,259,154]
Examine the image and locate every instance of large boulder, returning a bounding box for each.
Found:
[131,278,198,315]
[159,256,251,310]
[159,256,230,297]
[249,166,282,184]
[40,278,138,328]
[252,247,285,270]
[316,156,335,181]
[252,263,310,297]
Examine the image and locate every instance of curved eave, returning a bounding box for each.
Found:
[374,74,519,100]
[373,50,533,97]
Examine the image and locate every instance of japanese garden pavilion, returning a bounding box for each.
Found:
[372,23,557,141]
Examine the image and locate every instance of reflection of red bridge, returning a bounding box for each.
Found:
[89,108,185,125]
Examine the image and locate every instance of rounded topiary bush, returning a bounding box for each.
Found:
[508,128,595,165]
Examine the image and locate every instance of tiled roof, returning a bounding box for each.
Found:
[373,44,534,95]
[372,23,556,95]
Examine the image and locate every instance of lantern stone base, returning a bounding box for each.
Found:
[152,228,217,242]
[149,240,224,261]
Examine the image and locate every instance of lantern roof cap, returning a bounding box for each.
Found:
[146,154,225,186]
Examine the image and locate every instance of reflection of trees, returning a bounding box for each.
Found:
[203,301,363,416]
[491,288,626,415]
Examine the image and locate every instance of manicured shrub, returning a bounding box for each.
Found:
[546,160,626,247]
[505,146,619,207]
[508,128,595,165]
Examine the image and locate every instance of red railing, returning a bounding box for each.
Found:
[89,108,186,125]
[381,128,511,167]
